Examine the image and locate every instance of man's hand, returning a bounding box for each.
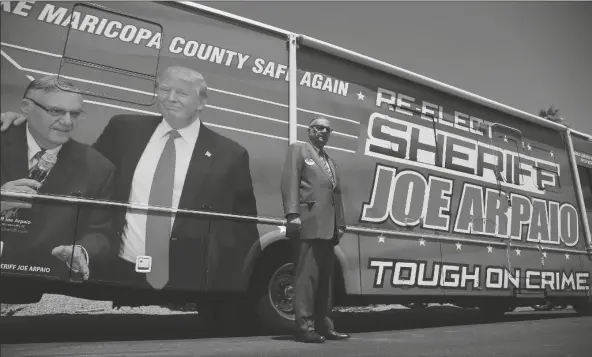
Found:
[1,179,40,213]
[0,112,26,132]
[51,245,90,280]
[285,213,301,237]
[332,227,346,246]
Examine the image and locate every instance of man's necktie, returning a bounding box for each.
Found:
[6,150,47,220]
[28,150,46,177]
[319,149,335,186]
[145,130,179,289]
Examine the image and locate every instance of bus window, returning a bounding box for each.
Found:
[58,3,163,106]
[577,165,592,210]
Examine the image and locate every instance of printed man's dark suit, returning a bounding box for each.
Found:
[92,114,260,292]
[1,124,115,279]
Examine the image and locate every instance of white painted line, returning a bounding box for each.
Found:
[298,108,360,125]
[82,100,159,116]
[0,42,63,58]
[0,50,21,69]
[206,123,288,141]
[2,46,357,154]
[208,105,286,124]
[84,99,287,141]
[1,42,360,124]
[210,87,288,109]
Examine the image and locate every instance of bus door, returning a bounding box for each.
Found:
[525,137,584,298]
[571,133,592,284]
[481,123,546,296]
[572,133,592,241]
[439,120,518,298]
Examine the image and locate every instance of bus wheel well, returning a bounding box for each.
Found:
[246,239,347,333]
[248,239,292,293]
[247,239,346,300]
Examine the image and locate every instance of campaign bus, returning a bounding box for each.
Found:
[1,1,591,333]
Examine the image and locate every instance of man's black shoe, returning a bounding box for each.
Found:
[320,331,351,340]
[296,331,326,343]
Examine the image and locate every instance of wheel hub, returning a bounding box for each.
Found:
[268,263,295,319]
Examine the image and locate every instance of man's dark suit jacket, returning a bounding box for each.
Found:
[93,114,260,292]
[281,141,346,241]
[0,125,116,280]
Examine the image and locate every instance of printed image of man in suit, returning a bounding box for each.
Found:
[0,76,115,281]
[280,116,350,343]
[92,66,259,293]
[1,66,260,294]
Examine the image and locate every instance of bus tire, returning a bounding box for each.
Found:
[573,301,592,316]
[252,254,296,334]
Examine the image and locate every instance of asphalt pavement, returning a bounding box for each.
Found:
[1,307,591,357]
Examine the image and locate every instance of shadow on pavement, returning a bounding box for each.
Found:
[0,307,578,344]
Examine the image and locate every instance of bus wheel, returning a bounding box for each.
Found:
[253,257,296,334]
[573,301,592,316]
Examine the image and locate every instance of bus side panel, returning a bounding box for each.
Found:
[295,43,591,297]
[1,1,290,294]
[295,47,444,296]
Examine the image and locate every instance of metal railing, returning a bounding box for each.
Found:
[2,190,589,255]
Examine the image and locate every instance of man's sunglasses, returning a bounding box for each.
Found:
[26,97,85,120]
[310,125,333,133]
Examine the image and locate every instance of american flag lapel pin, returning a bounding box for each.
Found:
[205,151,211,157]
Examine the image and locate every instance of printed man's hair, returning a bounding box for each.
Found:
[23,76,80,98]
[156,66,208,99]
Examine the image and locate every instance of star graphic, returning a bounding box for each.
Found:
[527,143,532,151]
[455,243,462,251]
[378,235,386,243]
[565,253,570,260]
[515,248,522,256]
[503,136,508,143]
[487,246,493,253]
[542,252,548,258]
[278,226,286,233]
[550,151,554,157]
[357,92,365,100]
[419,239,426,246]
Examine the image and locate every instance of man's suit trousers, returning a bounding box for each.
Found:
[291,238,335,334]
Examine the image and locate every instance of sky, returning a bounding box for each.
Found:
[202,1,592,134]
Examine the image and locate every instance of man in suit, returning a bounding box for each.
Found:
[1,76,115,281]
[1,67,260,295]
[280,116,350,343]
[92,66,259,293]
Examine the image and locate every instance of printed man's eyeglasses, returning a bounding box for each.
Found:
[26,97,85,120]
